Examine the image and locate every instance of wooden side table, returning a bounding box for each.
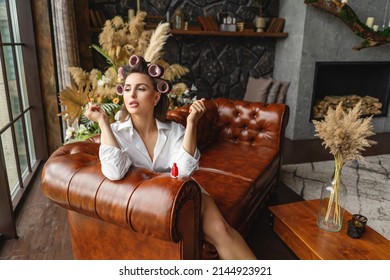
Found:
[269,199,390,260]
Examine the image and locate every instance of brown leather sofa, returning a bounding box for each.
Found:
[41,98,289,259]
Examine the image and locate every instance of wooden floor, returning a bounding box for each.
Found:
[1,133,389,260]
[0,164,73,260]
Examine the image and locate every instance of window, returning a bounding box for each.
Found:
[0,0,47,239]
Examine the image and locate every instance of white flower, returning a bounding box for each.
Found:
[97,75,111,86]
[191,84,197,91]
[78,124,88,134]
[65,126,76,141]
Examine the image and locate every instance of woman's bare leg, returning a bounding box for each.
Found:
[201,193,257,260]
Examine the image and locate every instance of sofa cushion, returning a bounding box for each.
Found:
[243,77,273,102]
[276,81,290,103]
[266,80,281,103]
[196,141,278,182]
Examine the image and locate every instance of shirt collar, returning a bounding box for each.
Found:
[117,117,133,131]
[117,116,171,132]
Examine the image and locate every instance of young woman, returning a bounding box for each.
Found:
[84,56,256,260]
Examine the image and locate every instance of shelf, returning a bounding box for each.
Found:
[170,29,288,38]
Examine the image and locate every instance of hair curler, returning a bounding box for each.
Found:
[156,79,172,94]
[116,84,124,95]
[147,64,164,78]
[117,67,123,79]
[128,55,141,67]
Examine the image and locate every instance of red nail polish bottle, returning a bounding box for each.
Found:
[171,163,178,178]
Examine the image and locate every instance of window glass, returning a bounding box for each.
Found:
[1,128,19,197]
[0,0,37,200]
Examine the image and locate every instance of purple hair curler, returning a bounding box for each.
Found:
[148,64,164,78]
[117,67,123,79]
[116,84,124,95]
[156,80,172,94]
[128,55,143,67]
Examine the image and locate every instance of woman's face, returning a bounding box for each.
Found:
[123,73,160,116]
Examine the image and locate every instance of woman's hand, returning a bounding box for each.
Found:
[187,98,206,126]
[182,98,206,157]
[85,103,120,148]
[84,103,108,126]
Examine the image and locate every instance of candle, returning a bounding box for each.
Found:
[137,0,140,12]
[366,17,374,28]
[373,25,379,31]
[128,9,135,21]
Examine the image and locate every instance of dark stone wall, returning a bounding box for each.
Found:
[92,0,280,99]
[165,35,275,100]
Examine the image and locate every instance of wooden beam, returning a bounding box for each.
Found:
[304,0,390,50]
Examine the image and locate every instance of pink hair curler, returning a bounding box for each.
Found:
[116,84,124,95]
[128,55,143,67]
[156,80,172,94]
[117,67,123,79]
[147,64,164,78]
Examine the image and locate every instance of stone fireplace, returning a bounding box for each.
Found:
[273,0,390,140]
[311,61,390,120]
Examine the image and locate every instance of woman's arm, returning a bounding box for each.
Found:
[85,104,120,148]
[182,98,206,156]
[85,104,131,180]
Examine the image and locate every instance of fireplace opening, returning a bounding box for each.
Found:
[311,61,390,120]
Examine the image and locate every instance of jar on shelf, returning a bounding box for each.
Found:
[172,9,184,30]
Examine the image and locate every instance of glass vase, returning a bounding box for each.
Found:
[317,166,348,232]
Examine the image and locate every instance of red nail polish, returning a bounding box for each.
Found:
[171,163,178,178]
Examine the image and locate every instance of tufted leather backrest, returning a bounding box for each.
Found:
[213,98,288,149]
[167,98,288,151]
[167,100,219,151]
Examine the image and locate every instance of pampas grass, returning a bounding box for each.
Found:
[144,22,171,63]
[313,101,376,167]
[163,64,190,82]
[313,101,376,227]
[129,11,147,46]
[68,67,90,87]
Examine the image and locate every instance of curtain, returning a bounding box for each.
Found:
[50,0,79,90]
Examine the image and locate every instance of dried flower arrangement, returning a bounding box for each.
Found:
[58,12,195,142]
[313,101,377,228]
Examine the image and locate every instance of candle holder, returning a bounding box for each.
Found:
[347,214,368,239]
[255,16,267,32]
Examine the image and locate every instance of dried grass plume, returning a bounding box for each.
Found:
[144,22,171,63]
[313,101,377,166]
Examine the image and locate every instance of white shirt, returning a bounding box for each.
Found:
[99,117,200,181]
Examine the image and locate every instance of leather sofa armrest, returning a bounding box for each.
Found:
[41,141,201,242]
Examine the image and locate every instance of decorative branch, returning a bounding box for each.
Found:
[304,0,390,50]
